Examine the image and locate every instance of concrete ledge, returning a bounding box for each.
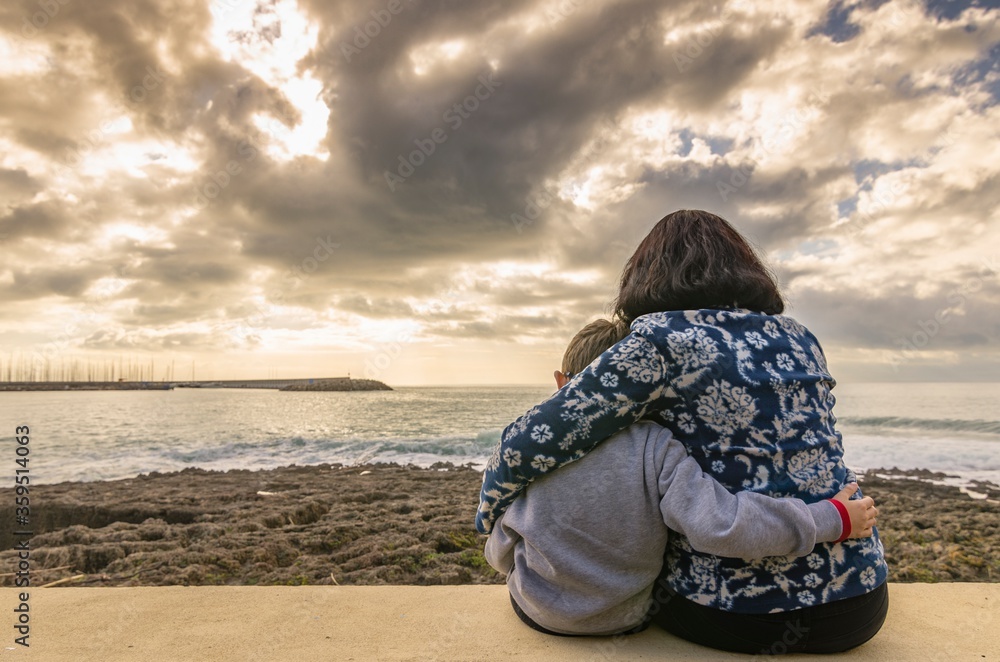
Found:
[0,583,995,661]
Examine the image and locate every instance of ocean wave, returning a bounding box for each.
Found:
[838,416,1000,437]
[159,430,502,467]
[44,433,501,484]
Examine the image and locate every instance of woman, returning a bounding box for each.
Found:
[477,209,888,654]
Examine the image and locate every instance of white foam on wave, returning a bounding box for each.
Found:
[34,430,504,484]
[857,471,1000,501]
[33,420,1000,488]
[838,416,1000,437]
[841,429,1000,490]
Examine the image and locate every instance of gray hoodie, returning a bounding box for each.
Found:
[484,421,844,635]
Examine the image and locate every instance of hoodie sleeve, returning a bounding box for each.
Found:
[483,512,518,575]
[655,429,843,557]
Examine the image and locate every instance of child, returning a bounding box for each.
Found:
[484,318,876,636]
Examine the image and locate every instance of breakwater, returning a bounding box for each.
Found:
[0,378,391,392]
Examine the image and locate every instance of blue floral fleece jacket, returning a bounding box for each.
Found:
[478,308,887,614]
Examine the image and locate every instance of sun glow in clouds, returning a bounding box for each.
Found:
[209,0,330,162]
[100,222,172,246]
[409,39,469,76]
[84,277,132,300]
[0,34,51,76]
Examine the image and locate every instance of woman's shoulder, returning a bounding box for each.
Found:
[630,308,814,338]
[628,309,829,378]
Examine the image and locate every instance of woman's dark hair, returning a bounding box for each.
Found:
[613,209,784,322]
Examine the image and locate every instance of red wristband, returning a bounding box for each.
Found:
[827,498,852,543]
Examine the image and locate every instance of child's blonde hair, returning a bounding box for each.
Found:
[561,318,630,375]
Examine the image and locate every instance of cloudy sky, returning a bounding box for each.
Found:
[1,0,998,386]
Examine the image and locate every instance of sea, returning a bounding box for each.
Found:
[2,383,998,493]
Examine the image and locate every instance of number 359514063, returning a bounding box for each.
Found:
[15,425,29,486]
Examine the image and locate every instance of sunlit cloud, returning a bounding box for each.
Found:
[0,0,997,384]
[210,0,329,161]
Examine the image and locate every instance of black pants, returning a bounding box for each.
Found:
[648,580,889,655]
[509,593,651,637]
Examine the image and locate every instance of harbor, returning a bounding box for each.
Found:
[0,378,391,391]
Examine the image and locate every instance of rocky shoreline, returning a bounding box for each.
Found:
[1,464,995,588]
[855,469,999,582]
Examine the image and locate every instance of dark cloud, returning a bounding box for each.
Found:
[475,275,615,311]
[0,200,71,242]
[0,264,106,301]
[0,0,997,373]
[428,313,563,340]
[787,273,1000,352]
[336,295,416,318]
[277,0,788,276]
[82,328,226,351]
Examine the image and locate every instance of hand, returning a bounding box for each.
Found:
[832,483,878,539]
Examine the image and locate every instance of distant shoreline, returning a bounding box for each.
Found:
[0,381,173,391]
[0,378,392,392]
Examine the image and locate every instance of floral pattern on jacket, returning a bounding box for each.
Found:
[478,308,888,613]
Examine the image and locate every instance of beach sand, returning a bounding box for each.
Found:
[2,464,996,588]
